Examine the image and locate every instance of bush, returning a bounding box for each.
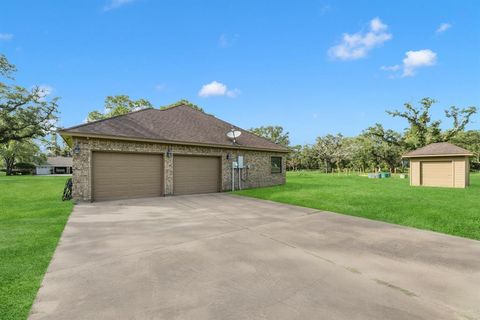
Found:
[15,162,36,169]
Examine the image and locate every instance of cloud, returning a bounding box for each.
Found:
[0,33,13,41]
[381,49,437,77]
[198,81,240,98]
[436,23,451,34]
[154,84,166,92]
[103,0,135,11]
[328,17,392,60]
[402,49,437,76]
[218,33,239,48]
[380,65,400,72]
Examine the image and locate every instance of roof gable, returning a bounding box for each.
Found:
[403,142,473,158]
[60,105,288,152]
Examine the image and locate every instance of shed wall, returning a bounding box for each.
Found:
[408,156,469,188]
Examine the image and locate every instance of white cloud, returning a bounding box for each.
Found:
[0,33,13,41]
[380,64,400,72]
[436,23,451,34]
[328,17,392,60]
[154,84,165,92]
[198,81,240,98]
[218,33,239,48]
[381,49,437,77]
[103,0,135,11]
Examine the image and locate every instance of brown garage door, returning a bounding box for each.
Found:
[421,161,453,187]
[92,152,163,201]
[173,155,220,195]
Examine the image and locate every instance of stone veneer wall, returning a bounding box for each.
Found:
[72,137,286,201]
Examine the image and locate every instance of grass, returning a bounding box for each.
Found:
[235,171,480,240]
[0,175,73,320]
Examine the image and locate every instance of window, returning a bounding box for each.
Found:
[271,156,282,173]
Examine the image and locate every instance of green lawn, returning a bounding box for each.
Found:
[0,175,73,320]
[235,172,480,240]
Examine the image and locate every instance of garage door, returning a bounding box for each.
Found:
[173,156,220,195]
[92,152,163,201]
[421,161,453,187]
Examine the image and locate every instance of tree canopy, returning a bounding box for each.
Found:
[0,140,46,175]
[87,95,153,122]
[160,99,204,113]
[287,98,478,172]
[249,125,290,147]
[0,54,59,145]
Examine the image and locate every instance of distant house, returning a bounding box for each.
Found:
[36,157,73,175]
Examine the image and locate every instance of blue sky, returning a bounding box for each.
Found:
[1,0,479,145]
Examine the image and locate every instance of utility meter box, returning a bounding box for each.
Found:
[237,156,244,169]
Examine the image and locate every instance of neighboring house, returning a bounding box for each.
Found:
[59,104,289,201]
[403,142,473,188]
[36,157,73,175]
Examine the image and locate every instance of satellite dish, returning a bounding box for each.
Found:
[227,129,242,143]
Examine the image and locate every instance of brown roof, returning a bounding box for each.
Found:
[402,142,473,158]
[42,157,73,167]
[60,105,289,152]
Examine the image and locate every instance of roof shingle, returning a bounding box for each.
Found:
[403,142,473,158]
[60,105,289,152]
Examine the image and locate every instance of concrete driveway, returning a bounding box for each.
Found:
[30,194,480,320]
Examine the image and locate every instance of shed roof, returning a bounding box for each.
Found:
[38,157,73,167]
[402,142,473,158]
[60,105,289,152]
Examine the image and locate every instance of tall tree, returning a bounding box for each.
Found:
[450,130,480,170]
[0,55,59,145]
[46,132,71,157]
[315,134,345,173]
[87,95,153,122]
[160,99,205,112]
[387,98,477,149]
[0,54,16,78]
[362,125,403,172]
[1,140,46,175]
[249,125,290,147]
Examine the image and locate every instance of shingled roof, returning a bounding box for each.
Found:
[403,142,473,158]
[60,105,289,152]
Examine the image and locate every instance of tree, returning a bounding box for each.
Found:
[46,132,71,157]
[0,55,59,145]
[361,125,403,172]
[87,95,153,122]
[450,130,480,170]
[0,140,46,175]
[0,54,16,78]
[315,134,345,173]
[286,145,302,171]
[249,125,290,147]
[160,99,204,113]
[387,98,477,149]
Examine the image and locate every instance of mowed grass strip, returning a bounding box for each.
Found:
[0,175,73,320]
[235,172,480,240]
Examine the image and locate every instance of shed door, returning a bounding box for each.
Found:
[421,161,453,187]
[173,155,221,195]
[92,152,163,201]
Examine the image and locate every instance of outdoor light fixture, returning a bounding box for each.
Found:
[226,153,231,160]
[166,146,173,158]
[73,143,81,155]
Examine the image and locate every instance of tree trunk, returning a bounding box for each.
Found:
[3,156,15,176]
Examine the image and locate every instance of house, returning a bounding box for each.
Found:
[36,157,73,175]
[59,105,289,201]
[402,142,473,188]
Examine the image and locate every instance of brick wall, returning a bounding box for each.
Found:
[72,137,286,201]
